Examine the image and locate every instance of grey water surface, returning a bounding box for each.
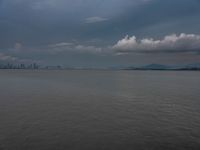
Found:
[0,70,200,150]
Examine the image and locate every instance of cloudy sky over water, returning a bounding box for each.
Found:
[0,0,200,67]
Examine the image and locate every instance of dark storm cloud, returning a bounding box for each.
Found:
[0,0,152,47]
[104,0,200,38]
[0,0,200,66]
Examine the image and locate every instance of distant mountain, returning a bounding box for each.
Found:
[1,63,200,70]
[124,63,200,71]
[183,63,200,70]
[125,64,170,70]
[141,64,170,70]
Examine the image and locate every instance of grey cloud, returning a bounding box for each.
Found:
[48,42,73,48]
[85,17,108,24]
[0,52,17,61]
[47,42,102,54]
[0,52,39,64]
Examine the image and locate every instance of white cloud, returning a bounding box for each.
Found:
[113,33,200,53]
[0,53,18,61]
[85,17,108,24]
[48,33,200,55]
[14,43,22,50]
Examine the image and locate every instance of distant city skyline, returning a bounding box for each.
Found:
[1,0,200,67]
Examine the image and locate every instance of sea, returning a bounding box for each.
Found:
[0,70,200,150]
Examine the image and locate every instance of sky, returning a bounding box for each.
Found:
[0,0,200,67]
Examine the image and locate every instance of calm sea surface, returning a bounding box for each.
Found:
[0,70,200,150]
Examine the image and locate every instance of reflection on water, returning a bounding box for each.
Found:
[0,70,200,150]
